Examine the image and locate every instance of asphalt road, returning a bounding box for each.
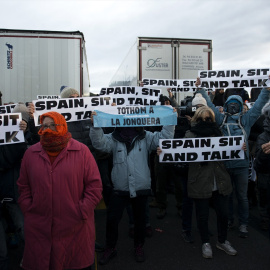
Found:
[94,194,270,270]
[8,194,270,270]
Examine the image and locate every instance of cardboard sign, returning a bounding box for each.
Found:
[33,96,113,125]
[99,86,161,105]
[0,104,17,114]
[142,78,213,92]
[37,95,60,99]
[159,136,245,162]
[199,68,270,88]
[0,113,24,145]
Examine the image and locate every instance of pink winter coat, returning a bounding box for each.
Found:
[17,138,102,270]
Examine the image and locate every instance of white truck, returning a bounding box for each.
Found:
[0,29,90,104]
[109,37,212,103]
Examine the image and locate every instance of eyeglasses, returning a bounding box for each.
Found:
[39,123,62,130]
[197,117,213,122]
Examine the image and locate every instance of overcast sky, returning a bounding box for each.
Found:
[1,0,270,93]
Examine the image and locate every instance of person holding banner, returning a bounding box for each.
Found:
[184,106,237,259]
[196,75,270,238]
[90,111,174,264]
[154,94,183,220]
[17,111,102,270]
[166,89,208,243]
[0,103,30,270]
[254,101,270,238]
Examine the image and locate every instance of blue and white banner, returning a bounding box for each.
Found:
[93,105,177,127]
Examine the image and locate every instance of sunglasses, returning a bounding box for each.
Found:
[197,117,213,122]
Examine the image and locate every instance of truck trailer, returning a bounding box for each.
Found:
[0,29,90,104]
[109,37,212,102]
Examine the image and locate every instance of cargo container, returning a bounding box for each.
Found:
[109,37,212,102]
[0,29,90,104]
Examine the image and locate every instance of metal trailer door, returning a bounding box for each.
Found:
[138,38,176,85]
[176,41,212,79]
[175,40,212,102]
[0,32,83,103]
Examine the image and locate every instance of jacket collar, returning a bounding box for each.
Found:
[31,138,80,153]
[29,139,81,167]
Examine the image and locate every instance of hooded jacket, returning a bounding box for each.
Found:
[90,125,174,198]
[197,87,270,168]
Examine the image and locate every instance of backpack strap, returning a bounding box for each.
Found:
[219,113,247,140]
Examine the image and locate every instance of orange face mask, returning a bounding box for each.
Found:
[38,111,68,136]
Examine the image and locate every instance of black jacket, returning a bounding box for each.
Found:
[254,118,270,174]
[0,138,28,202]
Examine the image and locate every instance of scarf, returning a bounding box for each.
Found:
[40,132,72,156]
[190,121,222,138]
[118,127,140,144]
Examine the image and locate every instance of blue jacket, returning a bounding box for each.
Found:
[197,88,270,168]
[90,126,174,197]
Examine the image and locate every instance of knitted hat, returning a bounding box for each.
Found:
[60,85,67,92]
[12,102,29,123]
[38,111,68,136]
[60,87,79,98]
[192,93,207,107]
[262,101,270,118]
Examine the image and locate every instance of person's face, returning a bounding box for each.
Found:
[69,94,79,98]
[197,112,213,123]
[164,100,170,105]
[243,105,249,113]
[41,117,57,131]
[227,102,240,115]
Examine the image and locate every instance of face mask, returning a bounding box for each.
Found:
[227,103,240,115]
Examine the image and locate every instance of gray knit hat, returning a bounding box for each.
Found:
[12,102,29,123]
[60,87,79,98]
[262,101,270,118]
[192,93,207,107]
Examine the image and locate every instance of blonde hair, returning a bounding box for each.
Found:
[191,106,215,123]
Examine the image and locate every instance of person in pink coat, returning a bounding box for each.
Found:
[17,111,102,270]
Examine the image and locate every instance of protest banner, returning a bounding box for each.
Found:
[142,78,212,92]
[198,68,270,89]
[33,96,113,125]
[37,95,60,99]
[159,136,244,163]
[0,113,24,145]
[93,105,177,127]
[99,86,161,105]
[0,103,17,114]
[32,87,166,126]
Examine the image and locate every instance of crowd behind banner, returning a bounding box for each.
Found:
[0,69,270,269]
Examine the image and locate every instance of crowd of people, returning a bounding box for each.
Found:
[0,81,270,269]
